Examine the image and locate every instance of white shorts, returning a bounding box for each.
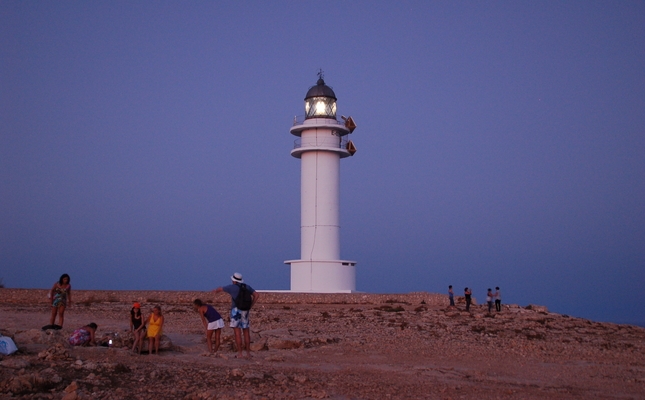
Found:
[207,319,224,330]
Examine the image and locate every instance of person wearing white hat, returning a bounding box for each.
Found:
[213,272,259,358]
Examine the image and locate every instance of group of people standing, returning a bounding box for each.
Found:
[129,272,259,357]
[46,272,259,359]
[448,285,502,313]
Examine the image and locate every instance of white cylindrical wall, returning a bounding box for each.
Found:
[289,260,355,292]
[300,128,341,261]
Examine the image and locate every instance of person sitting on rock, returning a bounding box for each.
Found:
[130,302,146,354]
[68,323,97,346]
[193,299,224,354]
[146,306,164,355]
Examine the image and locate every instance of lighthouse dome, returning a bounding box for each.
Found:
[305,78,337,100]
[304,78,337,119]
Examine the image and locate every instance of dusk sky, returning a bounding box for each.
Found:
[2,2,644,326]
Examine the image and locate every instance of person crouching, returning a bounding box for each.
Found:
[193,299,224,354]
[68,323,97,346]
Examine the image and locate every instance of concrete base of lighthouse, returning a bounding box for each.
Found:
[283,260,356,293]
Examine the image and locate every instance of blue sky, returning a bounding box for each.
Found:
[1,2,644,325]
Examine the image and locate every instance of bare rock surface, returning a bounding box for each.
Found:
[1,289,644,399]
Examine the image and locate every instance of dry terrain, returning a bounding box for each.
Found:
[1,289,644,399]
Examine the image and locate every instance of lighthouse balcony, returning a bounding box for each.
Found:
[292,115,347,126]
[293,135,349,149]
[291,136,351,158]
[290,116,351,137]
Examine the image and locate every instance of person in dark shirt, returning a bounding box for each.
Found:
[130,303,146,354]
[193,299,224,354]
[464,287,472,311]
[494,287,502,312]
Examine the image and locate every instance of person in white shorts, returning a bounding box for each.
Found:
[193,299,224,354]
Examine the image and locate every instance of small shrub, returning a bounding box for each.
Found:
[375,305,405,312]
[82,296,98,307]
[384,299,410,305]
[113,363,130,374]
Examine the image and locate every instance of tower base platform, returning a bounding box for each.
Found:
[283,259,356,293]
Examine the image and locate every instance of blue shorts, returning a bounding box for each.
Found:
[229,307,250,329]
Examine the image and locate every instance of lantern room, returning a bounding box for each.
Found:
[304,77,337,119]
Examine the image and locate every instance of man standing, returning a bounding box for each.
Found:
[464,287,472,311]
[448,285,455,307]
[494,287,502,312]
[213,272,260,359]
[193,299,224,354]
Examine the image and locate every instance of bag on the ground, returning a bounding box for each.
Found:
[235,283,253,311]
[0,335,18,355]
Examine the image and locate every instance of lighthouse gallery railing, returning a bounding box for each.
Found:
[293,135,349,150]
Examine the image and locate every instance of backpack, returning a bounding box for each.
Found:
[235,283,253,311]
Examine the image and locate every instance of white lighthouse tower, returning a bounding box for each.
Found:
[284,74,358,293]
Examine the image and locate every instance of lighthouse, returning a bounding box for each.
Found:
[284,73,358,293]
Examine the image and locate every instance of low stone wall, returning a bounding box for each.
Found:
[0,289,448,306]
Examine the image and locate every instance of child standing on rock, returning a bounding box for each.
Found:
[193,299,224,354]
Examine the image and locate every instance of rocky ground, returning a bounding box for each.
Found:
[1,289,644,399]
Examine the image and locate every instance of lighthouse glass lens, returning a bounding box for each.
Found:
[305,97,336,119]
[315,101,326,115]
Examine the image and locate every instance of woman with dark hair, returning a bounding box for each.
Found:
[49,274,72,328]
[69,323,97,346]
[464,287,472,311]
[130,303,146,354]
[193,299,224,354]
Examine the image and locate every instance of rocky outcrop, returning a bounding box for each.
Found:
[1,290,643,399]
